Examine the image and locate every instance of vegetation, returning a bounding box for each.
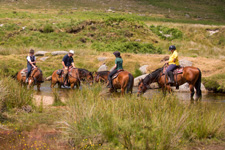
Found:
[60,84,225,149]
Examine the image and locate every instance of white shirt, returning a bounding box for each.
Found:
[27,56,36,62]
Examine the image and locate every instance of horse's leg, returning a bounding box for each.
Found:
[37,83,41,91]
[121,88,125,96]
[70,83,75,89]
[189,84,195,100]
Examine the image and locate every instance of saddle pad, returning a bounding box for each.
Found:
[163,66,183,75]
[112,70,124,80]
[21,68,28,77]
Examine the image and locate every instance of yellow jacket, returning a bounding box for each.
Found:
[169,50,179,66]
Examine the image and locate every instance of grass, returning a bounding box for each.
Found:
[60,84,225,149]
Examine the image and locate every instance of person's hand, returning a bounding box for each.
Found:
[65,67,68,70]
[33,66,36,68]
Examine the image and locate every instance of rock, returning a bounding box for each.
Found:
[179,59,192,67]
[139,65,149,74]
[45,76,52,81]
[207,29,219,36]
[134,74,148,86]
[107,9,112,12]
[40,57,49,61]
[72,8,77,10]
[171,83,206,92]
[185,14,190,18]
[51,51,68,56]
[149,82,159,89]
[0,24,4,27]
[34,51,49,56]
[97,57,107,61]
[135,39,141,42]
[97,64,108,72]
[22,26,26,30]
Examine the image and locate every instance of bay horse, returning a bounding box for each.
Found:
[77,68,94,85]
[17,67,44,91]
[109,71,134,95]
[138,66,202,100]
[51,68,80,89]
[93,71,110,83]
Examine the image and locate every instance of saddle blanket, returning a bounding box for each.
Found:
[21,68,35,77]
[112,69,124,79]
[163,66,183,75]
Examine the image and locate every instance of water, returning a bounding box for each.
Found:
[35,82,225,104]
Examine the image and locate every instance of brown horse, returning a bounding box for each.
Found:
[138,66,202,100]
[109,71,134,95]
[93,71,110,83]
[17,67,44,91]
[77,68,94,85]
[51,68,80,89]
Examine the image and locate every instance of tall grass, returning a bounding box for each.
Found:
[60,84,225,149]
[0,77,34,111]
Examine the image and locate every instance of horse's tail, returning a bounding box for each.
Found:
[127,73,134,93]
[195,68,202,98]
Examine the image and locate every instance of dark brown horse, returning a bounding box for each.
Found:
[77,68,94,85]
[138,66,202,100]
[109,71,134,95]
[51,68,80,89]
[17,67,44,91]
[93,71,110,83]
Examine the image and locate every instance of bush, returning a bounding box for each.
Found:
[150,25,183,40]
[0,77,34,111]
[92,42,162,54]
[202,78,224,93]
[60,84,225,149]
[43,24,54,33]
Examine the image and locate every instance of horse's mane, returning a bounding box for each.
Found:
[97,71,110,76]
[78,68,93,77]
[141,67,163,85]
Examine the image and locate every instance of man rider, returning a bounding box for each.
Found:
[62,50,76,86]
[26,49,36,83]
[165,45,179,84]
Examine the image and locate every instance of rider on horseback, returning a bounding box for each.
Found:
[107,51,123,89]
[26,49,36,83]
[62,50,76,86]
[165,45,179,84]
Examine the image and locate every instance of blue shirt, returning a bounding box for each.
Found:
[62,54,74,67]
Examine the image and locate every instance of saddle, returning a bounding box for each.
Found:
[163,66,183,75]
[112,69,124,80]
[20,68,35,77]
[57,67,73,78]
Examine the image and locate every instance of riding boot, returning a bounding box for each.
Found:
[167,71,174,84]
[63,74,68,86]
[107,78,113,89]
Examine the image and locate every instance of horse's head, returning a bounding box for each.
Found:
[137,79,148,95]
[28,67,42,88]
[87,72,94,85]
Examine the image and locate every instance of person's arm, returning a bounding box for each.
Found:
[112,64,117,70]
[62,61,67,69]
[27,56,36,68]
[72,62,75,68]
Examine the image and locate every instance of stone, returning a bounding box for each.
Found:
[46,76,52,81]
[97,64,108,72]
[0,24,4,27]
[139,65,149,74]
[34,51,49,56]
[135,39,141,42]
[51,51,68,56]
[179,59,193,67]
[97,57,107,61]
[185,14,190,18]
[171,83,207,92]
[134,74,148,86]
[40,57,49,61]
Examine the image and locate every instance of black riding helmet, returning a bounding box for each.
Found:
[169,45,176,51]
[113,51,121,57]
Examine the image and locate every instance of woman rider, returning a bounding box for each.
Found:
[107,51,123,89]
[165,45,179,84]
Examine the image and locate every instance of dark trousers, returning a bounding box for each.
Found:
[108,69,117,88]
[166,64,177,82]
[26,65,32,79]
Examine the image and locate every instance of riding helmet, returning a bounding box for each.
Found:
[169,45,176,51]
[29,49,35,54]
[113,51,120,57]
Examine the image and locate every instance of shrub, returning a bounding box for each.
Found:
[150,25,183,40]
[0,77,34,111]
[43,24,54,33]
[60,84,225,149]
